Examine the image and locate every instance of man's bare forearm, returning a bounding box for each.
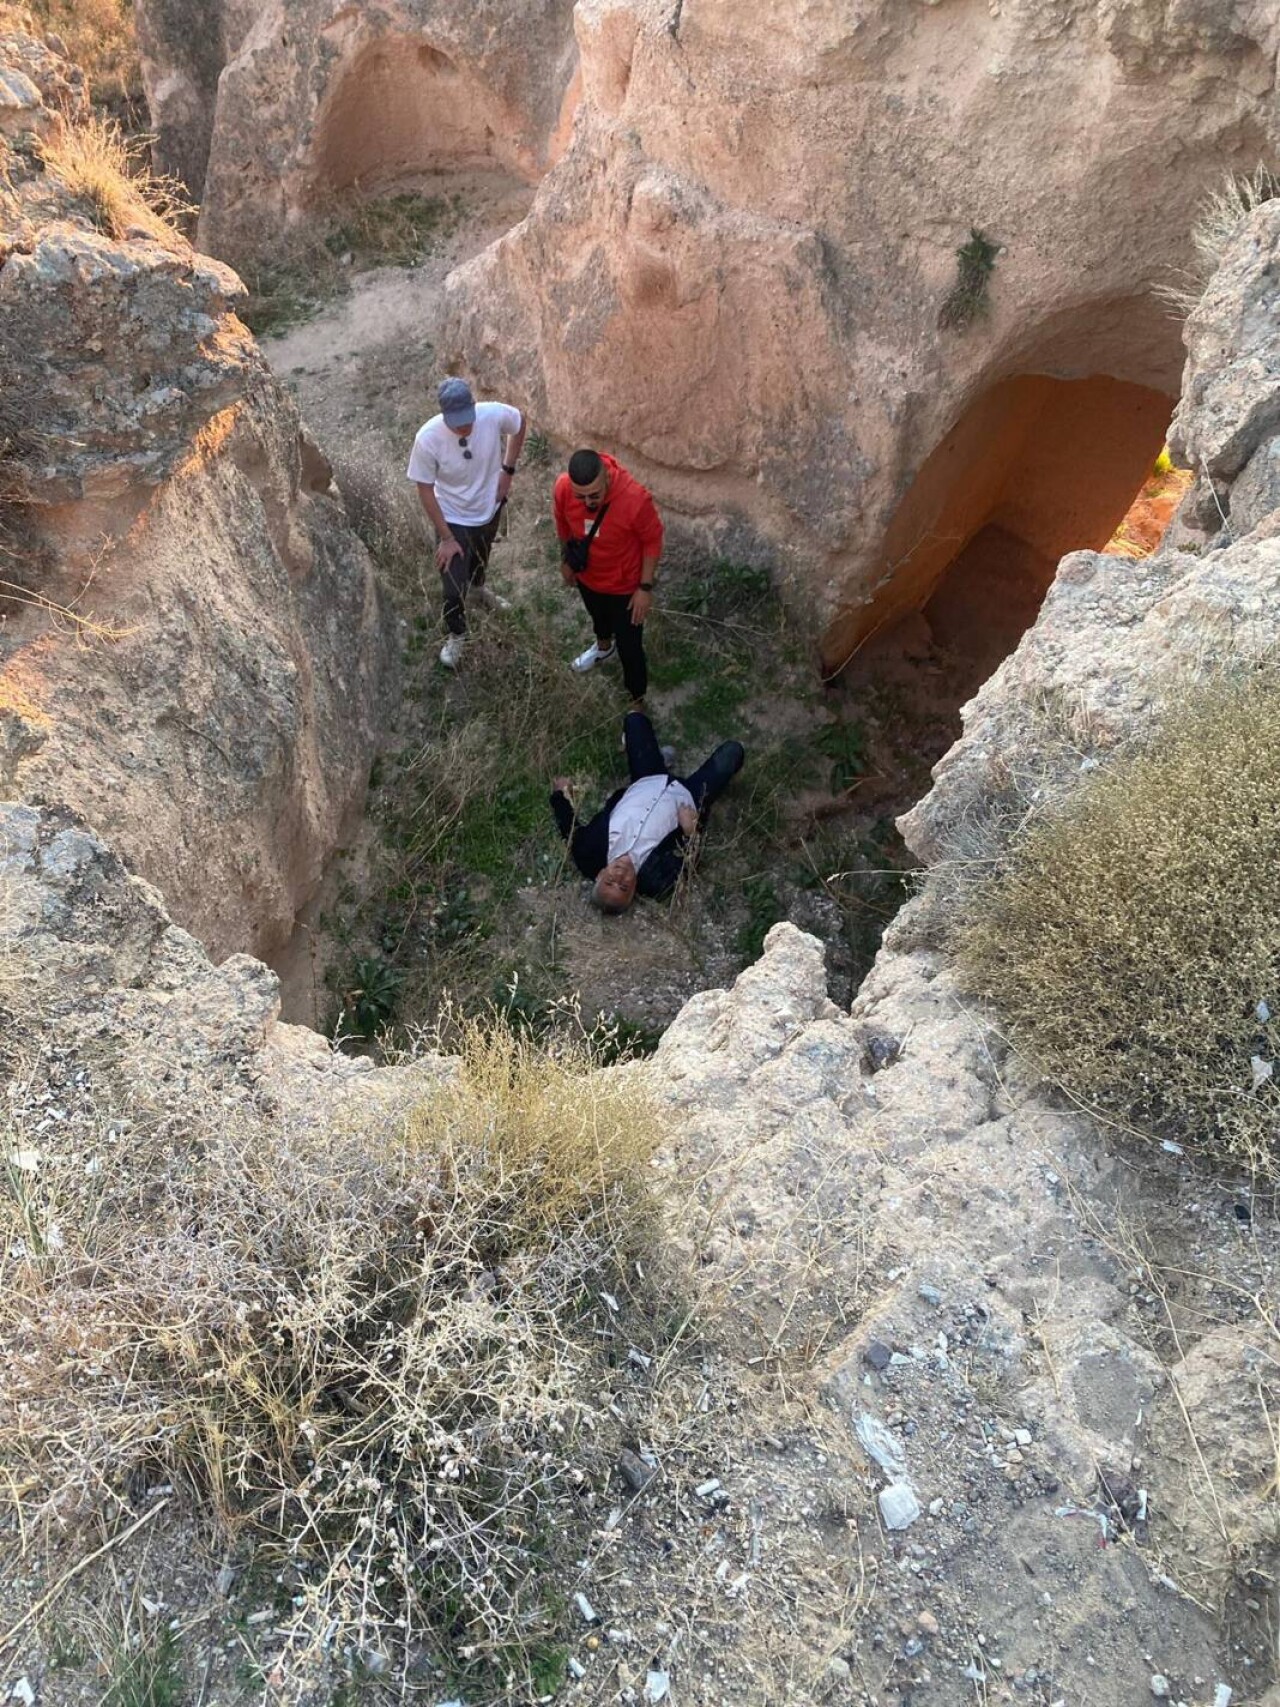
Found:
[504,413,528,468]
[416,483,453,543]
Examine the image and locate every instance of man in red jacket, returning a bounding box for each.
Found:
[553,448,664,706]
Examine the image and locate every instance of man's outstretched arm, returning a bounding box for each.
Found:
[550,780,607,878]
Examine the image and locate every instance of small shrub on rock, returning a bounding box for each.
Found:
[956,666,1280,1172]
[40,113,189,241]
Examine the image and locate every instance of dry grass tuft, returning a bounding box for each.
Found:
[956,665,1280,1173]
[1160,164,1280,316]
[1,1020,669,1694]
[39,113,190,242]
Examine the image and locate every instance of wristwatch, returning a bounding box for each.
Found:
[502,463,518,475]
[638,581,654,591]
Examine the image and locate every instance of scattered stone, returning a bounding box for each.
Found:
[863,1029,903,1071]
[879,1482,922,1530]
[1150,1676,1170,1699]
[917,1611,940,1636]
[918,1283,943,1306]
[10,1681,35,1707]
[618,1448,657,1493]
[864,1339,894,1372]
[856,1414,908,1480]
[644,1671,671,1703]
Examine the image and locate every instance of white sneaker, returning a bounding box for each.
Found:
[439,633,467,669]
[471,585,511,613]
[572,640,617,673]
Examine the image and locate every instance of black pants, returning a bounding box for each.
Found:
[441,510,501,635]
[624,711,744,817]
[577,583,648,701]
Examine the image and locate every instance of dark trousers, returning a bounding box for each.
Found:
[441,510,501,635]
[624,711,744,817]
[578,583,648,701]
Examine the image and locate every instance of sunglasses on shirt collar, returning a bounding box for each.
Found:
[458,435,472,460]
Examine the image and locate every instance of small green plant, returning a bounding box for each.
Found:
[324,191,459,269]
[523,429,554,467]
[736,873,787,960]
[815,717,867,795]
[102,1624,185,1707]
[240,192,460,335]
[938,226,1000,330]
[956,666,1280,1173]
[339,953,403,1038]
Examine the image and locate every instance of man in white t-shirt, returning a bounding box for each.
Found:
[407,376,526,668]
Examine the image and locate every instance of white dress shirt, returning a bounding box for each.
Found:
[607,775,694,869]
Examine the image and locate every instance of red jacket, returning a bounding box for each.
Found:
[553,455,664,595]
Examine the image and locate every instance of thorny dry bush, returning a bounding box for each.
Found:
[956,665,1280,1174]
[1,1019,672,1700]
[39,112,190,242]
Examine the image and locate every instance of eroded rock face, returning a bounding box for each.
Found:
[134,0,580,260]
[0,29,393,964]
[443,0,1279,668]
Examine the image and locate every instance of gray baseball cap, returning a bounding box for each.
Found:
[438,376,476,427]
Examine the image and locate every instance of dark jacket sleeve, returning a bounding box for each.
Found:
[635,829,691,898]
[550,790,611,879]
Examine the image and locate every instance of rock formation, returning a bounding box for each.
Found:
[442,0,1280,673]
[0,20,392,965]
[133,0,580,261]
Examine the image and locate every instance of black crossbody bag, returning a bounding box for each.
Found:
[563,504,610,575]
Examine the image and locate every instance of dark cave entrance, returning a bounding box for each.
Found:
[825,370,1179,813]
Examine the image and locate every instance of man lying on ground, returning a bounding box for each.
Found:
[550,711,745,912]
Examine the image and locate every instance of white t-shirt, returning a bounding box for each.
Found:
[608,774,695,870]
[406,400,522,527]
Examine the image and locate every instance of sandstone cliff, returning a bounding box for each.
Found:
[442,0,1280,672]
[133,0,580,261]
[0,21,392,965]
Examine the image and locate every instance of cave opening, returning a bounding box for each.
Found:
[825,368,1181,817]
[310,36,511,199]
